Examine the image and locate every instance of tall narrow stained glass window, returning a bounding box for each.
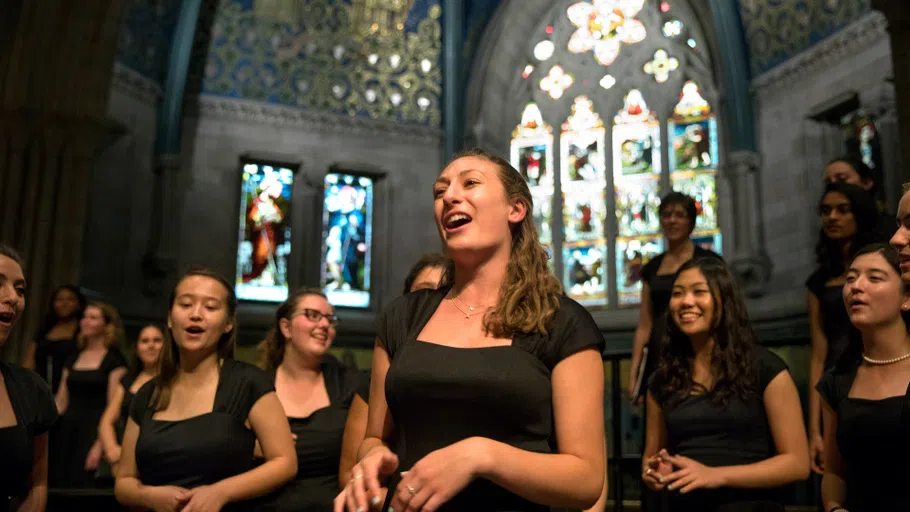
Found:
[561,96,608,306]
[321,173,374,308]
[614,90,663,305]
[236,161,295,302]
[669,81,721,252]
[510,0,723,309]
[510,103,555,256]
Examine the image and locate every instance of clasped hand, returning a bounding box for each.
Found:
[334,438,487,512]
[642,449,725,494]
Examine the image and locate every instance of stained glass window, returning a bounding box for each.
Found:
[321,173,374,308]
[235,161,295,302]
[561,96,608,306]
[510,0,721,309]
[669,81,721,252]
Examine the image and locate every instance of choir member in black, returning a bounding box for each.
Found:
[98,323,164,477]
[338,253,453,490]
[335,149,606,512]
[890,183,910,284]
[817,243,910,511]
[0,244,58,512]
[806,182,884,475]
[53,301,127,487]
[643,257,809,512]
[630,191,722,402]
[114,268,296,512]
[22,284,86,393]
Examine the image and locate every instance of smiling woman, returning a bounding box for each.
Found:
[114,268,297,512]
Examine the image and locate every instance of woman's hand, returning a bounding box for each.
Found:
[105,444,122,466]
[85,442,103,471]
[143,485,190,512]
[181,484,228,512]
[641,449,673,491]
[334,446,399,512]
[662,454,726,494]
[389,437,490,512]
[809,432,825,474]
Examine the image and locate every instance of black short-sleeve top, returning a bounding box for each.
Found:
[649,346,789,510]
[806,267,855,370]
[63,347,127,416]
[0,362,58,500]
[817,364,910,511]
[129,359,274,490]
[378,287,605,511]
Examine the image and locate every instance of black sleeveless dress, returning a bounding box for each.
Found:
[806,268,855,370]
[0,362,57,510]
[130,359,274,510]
[258,357,368,512]
[378,287,605,511]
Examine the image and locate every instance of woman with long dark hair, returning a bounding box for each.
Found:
[335,149,606,512]
[53,301,127,487]
[643,258,808,511]
[818,243,910,511]
[0,244,58,511]
[114,268,296,511]
[338,253,453,491]
[806,182,885,474]
[98,323,164,477]
[255,287,366,511]
[22,284,86,394]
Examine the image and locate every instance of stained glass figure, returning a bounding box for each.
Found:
[615,179,661,237]
[643,49,679,83]
[616,237,663,305]
[561,96,608,306]
[566,0,647,67]
[236,162,295,302]
[540,65,574,99]
[321,173,374,308]
[669,80,721,254]
[511,102,556,250]
[613,89,661,177]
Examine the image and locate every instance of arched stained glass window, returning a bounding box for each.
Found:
[510,0,723,308]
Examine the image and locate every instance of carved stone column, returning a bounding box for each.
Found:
[872,0,910,182]
[0,0,127,362]
[724,151,773,297]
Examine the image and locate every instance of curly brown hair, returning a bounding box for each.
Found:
[448,149,562,337]
[259,288,329,370]
[153,268,237,411]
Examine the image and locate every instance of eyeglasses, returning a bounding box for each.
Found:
[292,308,338,326]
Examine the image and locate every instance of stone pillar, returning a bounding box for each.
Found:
[724,151,773,297]
[872,0,910,182]
[0,0,127,362]
[442,0,465,161]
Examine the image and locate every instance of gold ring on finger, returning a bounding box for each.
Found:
[353,473,363,480]
[406,484,418,496]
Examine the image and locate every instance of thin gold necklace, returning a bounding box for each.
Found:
[451,295,485,319]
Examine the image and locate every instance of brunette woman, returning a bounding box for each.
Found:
[114,268,296,512]
[335,149,606,512]
[818,243,910,511]
[629,191,721,403]
[0,245,58,511]
[643,258,809,511]
[98,324,164,477]
[338,253,454,490]
[22,284,86,393]
[54,301,127,487]
[806,182,884,474]
[256,288,366,511]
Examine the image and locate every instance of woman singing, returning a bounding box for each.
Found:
[114,268,296,511]
[0,245,58,512]
[335,149,606,512]
[817,243,910,511]
[22,284,86,394]
[257,288,366,511]
[643,258,808,511]
[98,324,164,477]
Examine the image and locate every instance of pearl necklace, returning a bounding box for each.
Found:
[862,351,910,365]
[451,296,485,319]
